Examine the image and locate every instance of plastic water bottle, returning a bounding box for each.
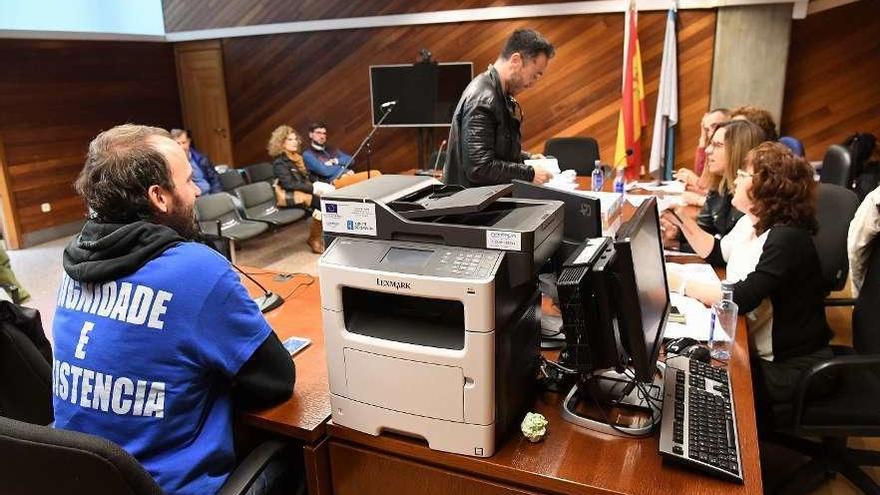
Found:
[591,160,604,191]
[709,281,738,361]
[613,167,626,195]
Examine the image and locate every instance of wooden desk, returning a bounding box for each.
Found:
[238,269,332,495]
[324,179,764,495]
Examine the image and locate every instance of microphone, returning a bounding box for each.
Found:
[433,140,448,172]
[380,100,397,111]
[233,264,284,313]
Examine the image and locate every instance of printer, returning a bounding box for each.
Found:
[318,176,563,456]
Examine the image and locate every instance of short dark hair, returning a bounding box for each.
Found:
[731,105,778,141]
[75,124,174,223]
[500,28,555,61]
[308,121,328,133]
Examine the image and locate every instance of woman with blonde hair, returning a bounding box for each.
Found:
[268,125,334,254]
[662,120,765,255]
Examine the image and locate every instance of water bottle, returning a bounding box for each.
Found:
[613,167,626,195]
[591,160,604,191]
[709,281,738,361]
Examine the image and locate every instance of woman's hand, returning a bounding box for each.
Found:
[659,215,681,248]
[681,191,706,207]
[675,168,699,187]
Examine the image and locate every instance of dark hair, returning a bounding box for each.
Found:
[500,28,555,61]
[747,142,817,235]
[708,108,730,117]
[75,124,174,223]
[731,105,778,141]
[308,121,328,133]
[169,128,188,140]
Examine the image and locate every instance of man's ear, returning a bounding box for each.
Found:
[509,52,523,68]
[147,184,172,214]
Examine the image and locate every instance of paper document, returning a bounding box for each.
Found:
[666,262,721,284]
[664,249,699,258]
[628,181,686,194]
[665,293,730,342]
[524,158,560,174]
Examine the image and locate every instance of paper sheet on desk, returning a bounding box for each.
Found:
[665,293,731,342]
[524,158,561,174]
[627,181,686,194]
[627,194,683,211]
[666,262,721,284]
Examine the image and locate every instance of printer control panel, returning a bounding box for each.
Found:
[324,238,503,280]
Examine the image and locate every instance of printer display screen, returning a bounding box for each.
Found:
[381,247,433,269]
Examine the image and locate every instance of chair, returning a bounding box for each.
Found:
[814,184,861,296]
[543,137,600,176]
[0,302,53,425]
[195,193,268,243]
[218,169,247,193]
[819,145,853,188]
[767,241,880,494]
[235,182,306,226]
[0,416,292,495]
[244,162,276,184]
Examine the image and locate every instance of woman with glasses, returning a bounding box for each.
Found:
[661,120,765,257]
[666,142,833,422]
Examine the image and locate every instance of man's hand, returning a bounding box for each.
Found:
[532,166,552,184]
[530,153,546,160]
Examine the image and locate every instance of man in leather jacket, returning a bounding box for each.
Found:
[443,29,555,187]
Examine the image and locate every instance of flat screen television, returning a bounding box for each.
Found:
[369,62,473,127]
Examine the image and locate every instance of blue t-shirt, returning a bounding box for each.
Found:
[52,243,271,495]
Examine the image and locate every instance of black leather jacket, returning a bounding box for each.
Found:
[442,65,534,187]
[272,154,314,194]
[697,190,743,236]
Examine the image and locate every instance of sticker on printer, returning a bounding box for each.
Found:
[321,201,377,236]
[485,230,521,251]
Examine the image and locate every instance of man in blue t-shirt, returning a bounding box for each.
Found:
[53,124,295,495]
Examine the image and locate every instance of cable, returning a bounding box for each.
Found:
[279,274,316,300]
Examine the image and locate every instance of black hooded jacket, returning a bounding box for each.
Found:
[63,220,294,409]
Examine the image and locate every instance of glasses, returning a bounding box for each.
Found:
[736,169,754,179]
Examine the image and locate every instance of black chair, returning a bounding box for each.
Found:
[235,182,306,226]
[219,169,247,193]
[819,144,853,188]
[0,302,53,425]
[244,162,276,184]
[0,416,292,495]
[543,137,600,176]
[814,184,861,296]
[767,241,880,494]
[195,193,268,243]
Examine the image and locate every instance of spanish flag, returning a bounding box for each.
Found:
[614,0,647,181]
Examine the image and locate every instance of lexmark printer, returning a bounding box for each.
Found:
[318,176,563,457]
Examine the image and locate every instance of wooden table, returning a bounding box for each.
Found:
[324,178,764,495]
[237,269,332,495]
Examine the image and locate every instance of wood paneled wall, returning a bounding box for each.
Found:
[222,11,716,174]
[163,0,585,32]
[781,0,880,162]
[0,40,181,246]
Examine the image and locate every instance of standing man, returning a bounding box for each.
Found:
[443,28,555,187]
[53,125,295,494]
[171,128,222,195]
[302,121,353,182]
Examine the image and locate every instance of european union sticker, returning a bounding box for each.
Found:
[320,201,377,236]
[324,202,338,213]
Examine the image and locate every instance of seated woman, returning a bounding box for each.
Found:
[666,142,834,425]
[267,125,335,254]
[662,120,765,254]
[674,108,730,196]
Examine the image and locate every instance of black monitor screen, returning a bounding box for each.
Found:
[614,197,670,381]
[370,63,473,127]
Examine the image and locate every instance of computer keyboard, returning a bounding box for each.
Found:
[659,356,743,483]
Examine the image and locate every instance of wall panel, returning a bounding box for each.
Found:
[0,39,181,243]
[782,0,880,162]
[222,11,717,175]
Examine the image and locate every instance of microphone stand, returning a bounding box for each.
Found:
[211,220,283,313]
[340,104,396,178]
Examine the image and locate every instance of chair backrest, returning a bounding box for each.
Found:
[819,144,852,188]
[0,416,163,495]
[854,239,880,354]
[543,137,600,176]
[0,303,53,425]
[235,182,277,218]
[218,169,246,192]
[244,162,276,184]
[814,183,860,293]
[195,193,243,235]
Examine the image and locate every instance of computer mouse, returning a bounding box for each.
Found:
[665,337,711,363]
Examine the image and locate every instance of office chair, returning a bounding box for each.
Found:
[814,184,861,298]
[244,162,276,184]
[543,137,600,176]
[0,302,53,425]
[195,193,269,243]
[0,416,293,495]
[819,145,853,188]
[219,169,247,193]
[766,240,880,495]
[235,182,307,226]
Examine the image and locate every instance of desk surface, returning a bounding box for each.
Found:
[239,270,330,443]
